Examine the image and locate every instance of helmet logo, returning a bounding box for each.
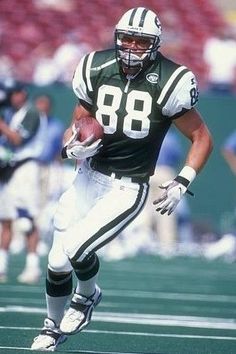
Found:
[146,73,159,84]
[155,16,161,29]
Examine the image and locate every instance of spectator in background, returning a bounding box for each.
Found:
[159,10,184,61]
[33,33,91,86]
[0,82,46,283]
[52,32,91,84]
[222,130,236,175]
[203,27,236,94]
[32,44,60,87]
[34,94,65,252]
[0,56,15,84]
[35,94,64,165]
[0,82,9,109]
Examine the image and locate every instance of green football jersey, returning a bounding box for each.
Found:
[73,49,199,180]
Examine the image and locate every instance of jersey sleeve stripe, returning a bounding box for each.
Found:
[160,68,189,107]
[82,54,89,92]
[72,55,92,105]
[161,70,198,117]
[157,66,188,105]
[91,58,117,71]
[86,51,95,92]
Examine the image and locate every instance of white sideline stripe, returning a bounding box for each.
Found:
[0,327,236,342]
[0,297,117,309]
[2,285,236,304]
[1,306,236,330]
[0,297,45,304]
[0,347,138,354]
[106,290,236,304]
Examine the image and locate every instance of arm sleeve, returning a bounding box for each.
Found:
[72,52,95,109]
[162,71,199,119]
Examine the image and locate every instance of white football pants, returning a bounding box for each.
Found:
[0,160,41,220]
[48,161,149,272]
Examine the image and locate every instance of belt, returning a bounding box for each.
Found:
[90,161,149,184]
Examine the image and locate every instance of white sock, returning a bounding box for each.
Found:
[25,252,40,269]
[46,294,69,327]
[75,274,98,297]
[0,249,9,273]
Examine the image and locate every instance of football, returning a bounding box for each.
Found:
[75,116,104,143]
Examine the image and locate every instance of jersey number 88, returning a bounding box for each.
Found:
[96,85,151,139]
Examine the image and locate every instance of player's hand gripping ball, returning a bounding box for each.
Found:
[75,116,104,143]
[65,116,104,160]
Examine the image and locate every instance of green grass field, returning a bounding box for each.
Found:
[0,253,236,354]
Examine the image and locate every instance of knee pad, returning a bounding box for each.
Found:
[46,268,72,297]
[70,253,100,281]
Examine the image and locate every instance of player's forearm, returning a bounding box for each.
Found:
[63,104,91,145]
[0,119,22,145]
[184,124,213,174]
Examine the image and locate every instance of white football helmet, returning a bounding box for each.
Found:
[115,7,162,72]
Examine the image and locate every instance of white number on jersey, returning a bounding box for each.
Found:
[96,85,151,139]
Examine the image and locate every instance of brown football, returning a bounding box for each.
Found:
[75,116,104,143]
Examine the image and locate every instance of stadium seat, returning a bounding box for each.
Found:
[0,0,227,87]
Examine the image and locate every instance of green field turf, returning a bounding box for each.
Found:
[0,253,236,354]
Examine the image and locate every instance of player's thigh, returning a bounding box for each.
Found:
[63,181,149,260]
[8,161,41,217]
[53,167,91,231]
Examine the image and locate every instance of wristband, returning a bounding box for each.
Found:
[174,175,190,187]
[174,166,196,197]
[178,166,196,185]
[61,146,68,159]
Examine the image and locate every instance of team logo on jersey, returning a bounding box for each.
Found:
[146,73,159,84]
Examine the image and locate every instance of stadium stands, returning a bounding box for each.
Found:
[0,0,227,86]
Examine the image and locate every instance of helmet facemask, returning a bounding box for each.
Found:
[115,31,160,73]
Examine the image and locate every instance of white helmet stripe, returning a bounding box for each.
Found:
[139,8,148,27]
[132,7,146,28]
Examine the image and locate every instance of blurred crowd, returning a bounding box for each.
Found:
[0,0,236,92]
[1,0,236,285]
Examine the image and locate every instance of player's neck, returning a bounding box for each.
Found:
[122,66,142,79]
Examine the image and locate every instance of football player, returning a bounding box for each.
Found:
[31,7,213,351]
[0,83,45,284]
